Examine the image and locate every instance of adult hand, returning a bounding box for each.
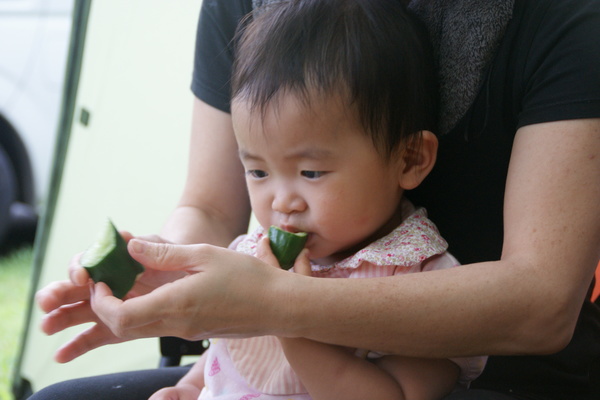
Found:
[89,239,293,342]
[36,232,185,363]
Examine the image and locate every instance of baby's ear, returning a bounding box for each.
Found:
[397,130,438,190]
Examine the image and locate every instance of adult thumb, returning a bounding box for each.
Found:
[127,239,209,272]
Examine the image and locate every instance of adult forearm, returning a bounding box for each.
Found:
[160,98,251,247]
[88,239,593,357]
[160,204,247,247]
[278,120,600,358]
[277,259,589,358]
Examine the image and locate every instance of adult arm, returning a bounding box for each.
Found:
[159,97,251,246]
[90,118,600,357]
[285,118,599,356]
[36,98,250,362]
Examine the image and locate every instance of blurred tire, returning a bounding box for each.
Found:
[0,144,18,246]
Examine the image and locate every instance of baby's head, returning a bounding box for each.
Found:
[231,0,438,160]
[231,0,439,263]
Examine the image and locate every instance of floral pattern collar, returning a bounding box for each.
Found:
[234,201,448,272]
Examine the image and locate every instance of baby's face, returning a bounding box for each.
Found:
[232,93,405,265]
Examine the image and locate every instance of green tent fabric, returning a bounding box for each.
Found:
[14,0,202,397]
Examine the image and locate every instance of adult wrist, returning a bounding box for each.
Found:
[266,270,319,338]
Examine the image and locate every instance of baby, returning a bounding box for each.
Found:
[151,0,486,399]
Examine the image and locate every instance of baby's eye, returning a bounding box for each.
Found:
[301,170,326,179]
[247,170,268,179]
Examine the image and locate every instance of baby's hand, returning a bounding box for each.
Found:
[148,384,201,400]
[290,248,311,276]
[256,237,311,276]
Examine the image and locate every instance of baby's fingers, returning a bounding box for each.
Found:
[148,387,178,400]
[292,249,311,276]
[149,385,200,400]
[256,236,281,268]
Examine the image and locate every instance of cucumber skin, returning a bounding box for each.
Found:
[83,222,144,298]
[268,226,307,270]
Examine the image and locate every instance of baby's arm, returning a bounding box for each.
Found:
[275,246,458,400]
[279,337,458,400]
[148,352,208,400]
[375,354,459,400]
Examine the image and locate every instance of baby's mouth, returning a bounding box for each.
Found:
[279,224,305,234]
[277,225,313,247]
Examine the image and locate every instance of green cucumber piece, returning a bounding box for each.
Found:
[268,226,308,270]
[81,219,144,298]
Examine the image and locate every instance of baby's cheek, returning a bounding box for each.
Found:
[317,222,363,251]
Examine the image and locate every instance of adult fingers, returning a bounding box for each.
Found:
[91,245,288,340]
[53,323,124,363]
[130,233,170,244]
[40,300,96,335]
[90,281,169,340]
[36,280,90,313]
[119,230,134,243]
[127,240,216,273]
[68,252,90,286]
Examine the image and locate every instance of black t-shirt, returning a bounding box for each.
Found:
[191,0,252,114]
[410,0,600,265]
[191,0,600,398]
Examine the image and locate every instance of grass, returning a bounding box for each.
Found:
[0,247,33,400]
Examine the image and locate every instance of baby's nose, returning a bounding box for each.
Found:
[271,189,307,214]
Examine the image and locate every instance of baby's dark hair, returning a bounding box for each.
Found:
[231,0,438,160]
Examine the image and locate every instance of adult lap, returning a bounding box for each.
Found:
[28,366,191,400]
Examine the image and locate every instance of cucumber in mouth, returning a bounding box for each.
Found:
[268,226,308,270]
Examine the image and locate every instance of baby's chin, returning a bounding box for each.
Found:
[310,235,378,265]
[308,245,355,266]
